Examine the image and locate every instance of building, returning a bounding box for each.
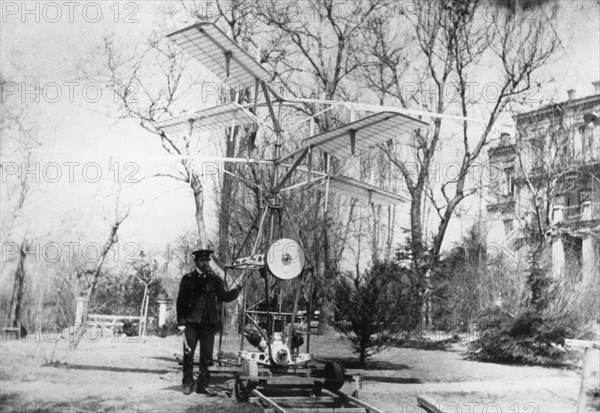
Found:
[486,82,600,281]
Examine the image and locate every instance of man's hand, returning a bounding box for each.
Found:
[178,325,186,334]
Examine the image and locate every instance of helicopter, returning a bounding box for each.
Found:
[153,21,469,401]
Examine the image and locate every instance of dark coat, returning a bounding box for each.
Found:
[176,269,239,327]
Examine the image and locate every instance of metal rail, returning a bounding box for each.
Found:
[417,396,443,413]
[249,386,385,413]
[251,389,287,413]
[325,389,386,413]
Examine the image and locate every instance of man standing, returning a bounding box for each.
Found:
[176,248,242,395]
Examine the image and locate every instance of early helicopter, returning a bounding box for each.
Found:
[154,21,463,403]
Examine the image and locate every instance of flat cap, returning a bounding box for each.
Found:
[192,249,213,260]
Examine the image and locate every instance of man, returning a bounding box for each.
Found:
[176,248,243,395]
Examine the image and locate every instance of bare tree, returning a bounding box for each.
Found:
[103,2,286,262]
[513,106,600,243]
[358,0,558,326]
[1,73,42,329]
[257,0,387,331]
[179,0,282,262]
[102,33,212,243]
[131,251,158,340]
[70,197,129,350]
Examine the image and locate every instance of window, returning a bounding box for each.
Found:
[580,191,591,204]
[503,219,514,235]
[562,234,583,280]
[583,124,600,161]
[504,167,515,196]
[565,191,580,218]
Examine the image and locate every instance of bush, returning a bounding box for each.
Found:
[467,240,598,367]
[392,334,460,351]
[154,321,179,338]
[469,307,577,366]
[333,261,421,367]
[121,320,138,336]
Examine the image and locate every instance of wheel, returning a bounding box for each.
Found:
[235,359,258,402]
[234,376,253,402]
[323,361,345,391]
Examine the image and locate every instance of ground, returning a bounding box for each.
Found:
[0,330,582,413]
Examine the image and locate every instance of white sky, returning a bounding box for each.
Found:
[1,1,599,258]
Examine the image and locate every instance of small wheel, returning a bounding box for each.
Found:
[323,361,345,391]
[234,376,252,402]
[236,359,258,402]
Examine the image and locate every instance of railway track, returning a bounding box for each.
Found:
[249,387,384,413]
[232,362,384,413]
[176,353,385,412]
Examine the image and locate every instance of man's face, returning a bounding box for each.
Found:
[195,256,210,270]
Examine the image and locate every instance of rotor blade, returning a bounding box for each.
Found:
[317,175,409,205]
[30,149,274,164]
[282,97,484,123]
[304,112,427,159]
[168,22,272,87]
[152,102,258,138]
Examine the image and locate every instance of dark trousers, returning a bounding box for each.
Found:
[182,323,216,388]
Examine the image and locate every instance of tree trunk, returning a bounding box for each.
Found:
[371,204,381,263]
[70,217,125,350]
[138,284,148,337]
[190,172,208,244]
[9,241,28,328]
[359,347,366,368]
[408,184,431,327]
[384,205,396,261]
[141,288,150,340]
[319,210,336,334]
[422,268,433,329]
[218,127,237,261]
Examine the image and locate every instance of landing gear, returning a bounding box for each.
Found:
[235,358,258,402]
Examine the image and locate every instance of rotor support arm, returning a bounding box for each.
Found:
[272,147,310,194]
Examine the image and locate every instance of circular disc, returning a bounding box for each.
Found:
[266,238,305,280]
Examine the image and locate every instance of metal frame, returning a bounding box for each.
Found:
[160,22,433,411]
[159,22,426,371]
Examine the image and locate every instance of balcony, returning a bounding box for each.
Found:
[554,201,600,225]
[487,198,516,214]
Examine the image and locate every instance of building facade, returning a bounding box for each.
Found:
[486,83,600,281]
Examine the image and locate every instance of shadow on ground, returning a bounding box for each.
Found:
[43,363,173,374]
[146,356,178,363]
[184,403,262,413]
[318,357,411,371]
[362,376,420,384]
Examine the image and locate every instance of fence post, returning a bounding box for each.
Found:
[158,300,170,328]
[74,296,87,327]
